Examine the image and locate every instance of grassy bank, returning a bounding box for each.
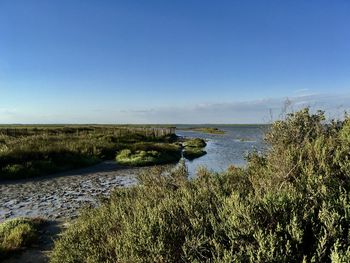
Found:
[50,108,350,262]
[0,126,179,180]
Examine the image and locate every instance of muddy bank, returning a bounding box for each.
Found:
[0,161,147,221]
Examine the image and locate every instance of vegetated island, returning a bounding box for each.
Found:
[180,127,225,134]
[182,137,207,160]
[0,126,207,180]
[115,137,207,166]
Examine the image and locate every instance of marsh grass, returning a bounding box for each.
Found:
[0,217,44,260]
[116,142,182,166]
[182,138,207,160]
[50,109,350,262]
[182,148,207,160]
[182,138,207,148]
[0,127,178,179]
[182,127,225,134]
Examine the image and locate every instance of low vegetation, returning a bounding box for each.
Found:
[0,217,44,260]
[182,127,225,134]
[115,139,208,165]
[182,148,207,160]
[182,138,207,160]
[0,126,208,179]
[0,126,178,180]
[116,143,182,166]
[182,138,207,148]
[50,109,350,262]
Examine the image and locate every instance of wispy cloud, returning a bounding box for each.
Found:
[294,88,310,93]
[1,93,349,124]
[0,108,17,115]
[110,93,350,124]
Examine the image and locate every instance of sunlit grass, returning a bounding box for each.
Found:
[0,217,44,260]
[0,127,177,179]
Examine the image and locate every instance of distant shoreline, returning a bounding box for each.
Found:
[178,127,226,134]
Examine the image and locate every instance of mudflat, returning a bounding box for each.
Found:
[0,161,142,221]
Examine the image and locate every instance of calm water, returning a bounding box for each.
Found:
[176,125,267,176]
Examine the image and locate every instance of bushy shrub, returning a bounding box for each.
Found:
[0,217,44,259]
[51,109,350,262]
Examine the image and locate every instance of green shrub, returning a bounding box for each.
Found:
[0,217,44,259]
[51,109,350,262]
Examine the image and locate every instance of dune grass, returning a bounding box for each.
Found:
[0,217,44,260]
[50,108,350,262]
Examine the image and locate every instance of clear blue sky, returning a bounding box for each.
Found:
[1,0,349,123]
